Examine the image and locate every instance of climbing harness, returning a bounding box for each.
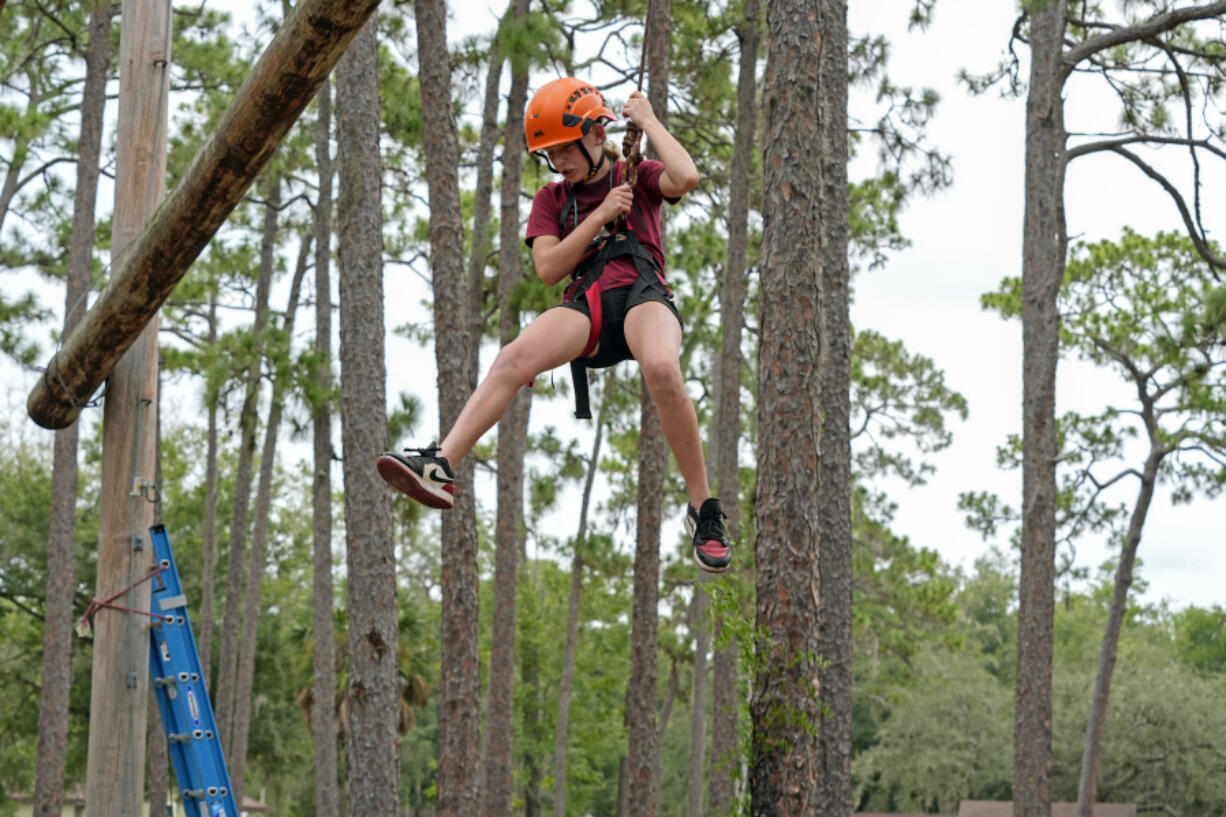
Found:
[525,11,666,419]
[558,163,670,420]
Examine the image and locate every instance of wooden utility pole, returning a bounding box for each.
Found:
[83,1,170,814]
[26,0,383,431]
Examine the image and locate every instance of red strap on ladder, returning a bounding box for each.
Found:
[76,564,174,638]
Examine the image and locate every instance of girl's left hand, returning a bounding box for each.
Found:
[622,91,657,127]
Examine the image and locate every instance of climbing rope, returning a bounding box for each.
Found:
[621,30,650,193]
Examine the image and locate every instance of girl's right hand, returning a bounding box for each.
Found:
[596,183,634,222]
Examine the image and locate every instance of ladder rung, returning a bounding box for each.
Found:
[148,524,237,817]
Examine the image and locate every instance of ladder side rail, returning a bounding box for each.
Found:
[149,524,239,817]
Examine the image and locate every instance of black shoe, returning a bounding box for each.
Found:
[376,444,456,509]
[686,497,732,573]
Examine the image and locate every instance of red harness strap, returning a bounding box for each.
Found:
[580,284,602,358]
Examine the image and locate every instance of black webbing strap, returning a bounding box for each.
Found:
[566,231,665,419]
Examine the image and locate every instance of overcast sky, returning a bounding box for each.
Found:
[846,0,1225,610]
[4,0,1222,611]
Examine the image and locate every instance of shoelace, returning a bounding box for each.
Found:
[695,506,728,544]
[404,442,443,459]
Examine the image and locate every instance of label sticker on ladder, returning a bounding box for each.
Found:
[187,687,200,726]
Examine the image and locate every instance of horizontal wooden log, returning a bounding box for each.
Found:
[27,0,381,430]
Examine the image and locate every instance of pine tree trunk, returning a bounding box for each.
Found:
[414,0,482,814]
[199,284,220,688]
[751,0,824,812]
[628,392,665,817]
[33,4,111,814]
[230,235,310,803]
[553,410,604,817]
[336,19,399,817]
[709,2,758,812]
[1077,447,1162,817]
[627,5,673,812]
[311,75,341,817]
[482,14,531,813]
[686,585,710,817]
[216,175,280,752]
[522,616,544,817]
[1015,4,1067,817]
[816,2,852,815]
[464,10,507,393]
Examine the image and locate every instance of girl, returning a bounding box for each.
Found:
[377,77,731,573]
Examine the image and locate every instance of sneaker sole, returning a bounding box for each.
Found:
[376,455,454,509]
[692,548,730,574]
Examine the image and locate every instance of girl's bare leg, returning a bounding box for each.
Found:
[623,300,712,509]
[439,307,591,465]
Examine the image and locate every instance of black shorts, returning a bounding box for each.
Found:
[555,276,683,369]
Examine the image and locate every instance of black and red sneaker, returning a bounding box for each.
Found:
[376,444,456,509]
[685,497,732,573]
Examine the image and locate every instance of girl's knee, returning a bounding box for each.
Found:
[490,343,534,383]
[641,356,685,397]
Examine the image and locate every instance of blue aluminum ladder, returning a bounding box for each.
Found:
[148,523,239,817]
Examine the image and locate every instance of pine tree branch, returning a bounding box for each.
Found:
[1099,144,1226,276]
[1062,1,1226,70]
[1067,135,1226,163]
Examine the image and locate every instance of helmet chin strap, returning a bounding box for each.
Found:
[580,138,606,182]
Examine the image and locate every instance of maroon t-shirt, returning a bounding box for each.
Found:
[525,159,679,294]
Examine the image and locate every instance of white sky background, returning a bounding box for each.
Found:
[3,0,1222,610]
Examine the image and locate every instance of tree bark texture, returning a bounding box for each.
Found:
[311,76,340,817]
[709,2,759,812]
[627,4,672,812]
[34,3,111,814]
[554,410,603,817]
[1077,447,1162,817]
[751,0,824,813]
[27,0,382,430]
[414,1,482,814]
[216,175,280,753]
[686,582,711,817]
[84,1,169,813]
[230,235,310,803]
[628,389,665,817]
[482,19,531,815]
[522,616,545,817]
[816,2,853,815]
[1015,3,1067,817]
[337,20,399,817]
[464,13,506,392]
[200,290,220,687]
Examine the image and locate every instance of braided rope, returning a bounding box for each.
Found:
[620,38,649,214]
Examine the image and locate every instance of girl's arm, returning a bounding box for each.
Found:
[531,183,635,286]
[622,91,700,199]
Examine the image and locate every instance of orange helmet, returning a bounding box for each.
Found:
[525,77,617,154]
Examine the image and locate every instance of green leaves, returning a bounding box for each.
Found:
[851,328,968,486]
[979,228,1226,552]
[0,289,48,366]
